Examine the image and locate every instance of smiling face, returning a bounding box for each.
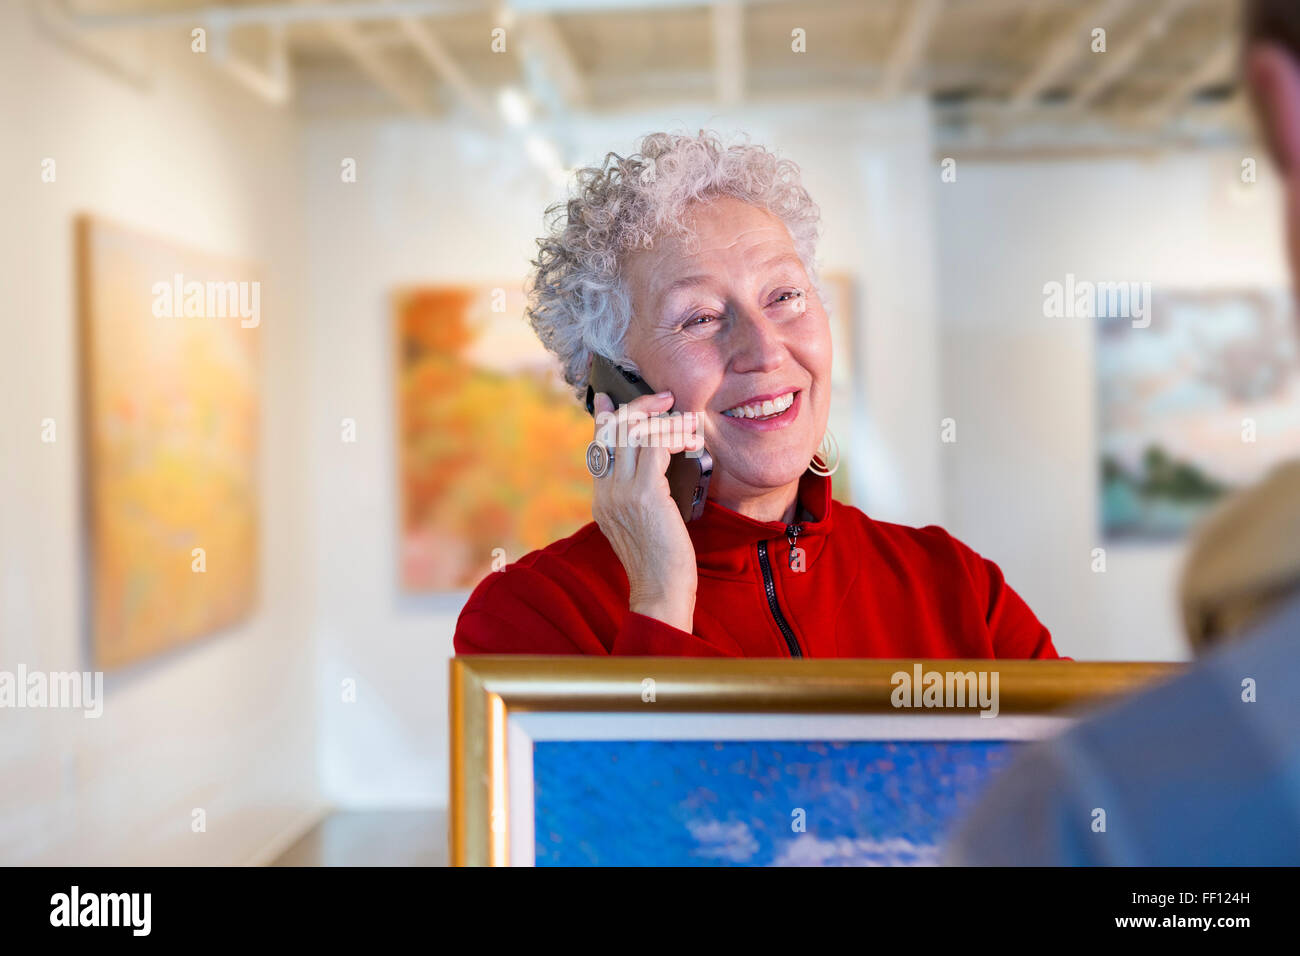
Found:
[620,195,833,511]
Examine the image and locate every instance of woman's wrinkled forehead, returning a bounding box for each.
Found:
[625,201,802,296]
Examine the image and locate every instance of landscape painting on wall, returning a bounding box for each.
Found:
[1098,288,1300,540]
[78,216,260,670]
[395,283,592,592]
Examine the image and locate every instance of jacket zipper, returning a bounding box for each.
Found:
[757,537,802,658]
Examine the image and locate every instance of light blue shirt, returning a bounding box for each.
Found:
[945,596,1300,865]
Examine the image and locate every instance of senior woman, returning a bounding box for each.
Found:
[454,130,1059,659]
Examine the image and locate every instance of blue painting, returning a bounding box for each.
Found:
[533,739,1017,866]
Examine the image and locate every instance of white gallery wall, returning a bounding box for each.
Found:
[936,153,1290,662]
[0,6,319,863]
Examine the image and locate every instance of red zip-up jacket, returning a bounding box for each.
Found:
[454,472,1060,658]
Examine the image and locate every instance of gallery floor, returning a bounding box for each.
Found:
[272,811,446,867]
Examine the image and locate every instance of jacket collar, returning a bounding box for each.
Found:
[687,471,834,576]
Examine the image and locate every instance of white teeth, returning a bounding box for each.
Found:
[723,391,795,419]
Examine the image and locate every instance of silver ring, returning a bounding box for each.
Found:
[585,440,614,478]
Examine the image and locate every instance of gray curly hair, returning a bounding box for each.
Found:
[526,129,825,396]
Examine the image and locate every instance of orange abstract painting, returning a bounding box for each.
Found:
[395,284,593,592]
[78,217,260,670]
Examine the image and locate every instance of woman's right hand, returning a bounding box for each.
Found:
[590,390,703,633]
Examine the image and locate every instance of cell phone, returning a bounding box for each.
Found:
[584,355,714,522]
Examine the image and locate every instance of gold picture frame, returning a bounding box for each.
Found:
[449,657,1180,866]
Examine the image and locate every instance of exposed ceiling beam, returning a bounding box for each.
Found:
[878,0,943,98]
[506,0,783,10]
[50,0,481,31]
[397,17,496,124]
[486,2,581,181]
[35,0,152,89]
[1143,34,1240,125]
[322,22,431,112]
[1073,0,1191,107]
[296,0,432,113]
[219,22,292,104]
[514,14,590,112]
[934,138,1242,162]
[1010,0,1134,109]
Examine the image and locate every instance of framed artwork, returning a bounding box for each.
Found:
[1098,288,1300,541]
[449,658,1179,866]
[393,283,593,592]
[77,216,260,670]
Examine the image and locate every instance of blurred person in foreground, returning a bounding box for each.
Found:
[946,0,1300,865]
[454,130,1061,658]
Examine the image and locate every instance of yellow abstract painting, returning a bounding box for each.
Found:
[78,217,260,670]
[395,284,593,592]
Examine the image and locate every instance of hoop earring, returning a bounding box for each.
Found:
[809,428,840,477]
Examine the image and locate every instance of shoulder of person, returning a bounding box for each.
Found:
[944,736,1103,865]
[1017,601,1300,809]
[954,606,1300,864]
[1077,594,1300,761]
